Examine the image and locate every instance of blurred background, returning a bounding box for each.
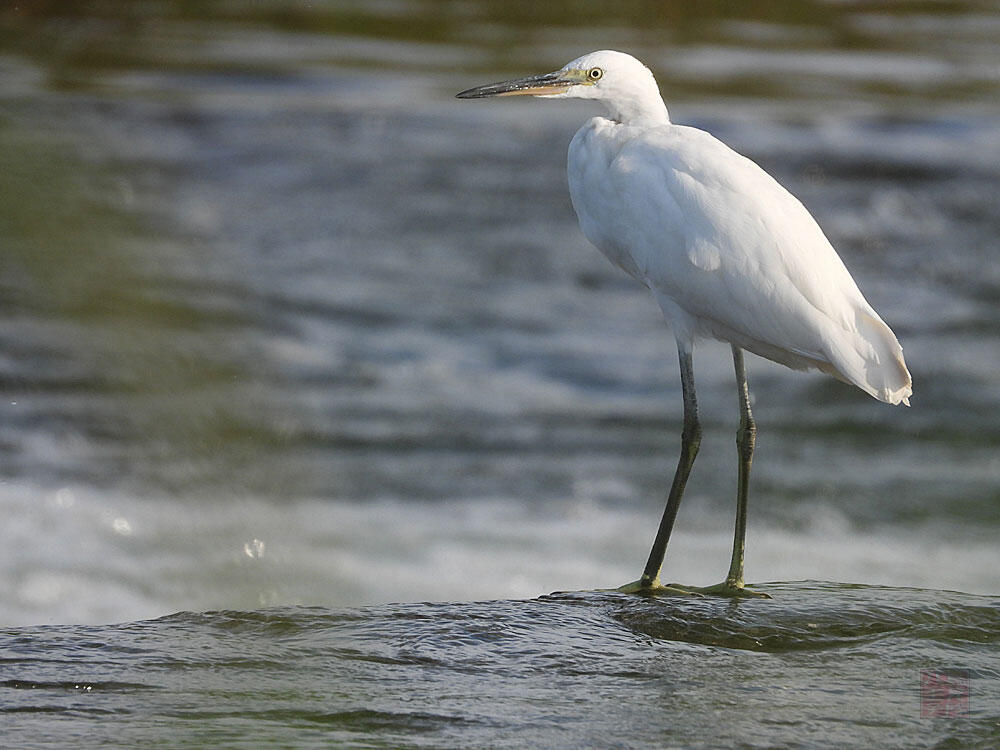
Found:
[0,0,997,626]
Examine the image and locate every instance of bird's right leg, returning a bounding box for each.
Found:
[618,345,701,594]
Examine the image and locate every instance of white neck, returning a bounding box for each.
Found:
[606,93,670,126]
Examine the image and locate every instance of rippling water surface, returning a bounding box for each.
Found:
[4,584,1000,747]
[1,1,998,746]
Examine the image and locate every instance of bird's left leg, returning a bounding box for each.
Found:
[693,346,770,598]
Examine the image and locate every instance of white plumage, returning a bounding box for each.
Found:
[458,50,912,596]
[561,51,911,405]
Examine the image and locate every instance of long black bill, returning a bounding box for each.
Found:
[456,71,574,99]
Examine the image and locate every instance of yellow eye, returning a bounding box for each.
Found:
[588,67,603,81]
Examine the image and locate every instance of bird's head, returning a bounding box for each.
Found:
[457,50,668,125]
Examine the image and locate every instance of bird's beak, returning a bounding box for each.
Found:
[456,69,582,99]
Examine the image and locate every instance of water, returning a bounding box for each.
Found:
[3,584,1000,747]
[1,1,999,745]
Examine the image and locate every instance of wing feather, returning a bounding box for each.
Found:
[568,120,911,403]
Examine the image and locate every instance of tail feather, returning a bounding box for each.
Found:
[827,307,912,406]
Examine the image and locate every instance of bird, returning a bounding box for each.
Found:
[457,50,911,598]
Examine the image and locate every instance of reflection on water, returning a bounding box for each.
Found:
[0,1,998,627]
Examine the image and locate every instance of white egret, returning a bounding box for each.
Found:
[457,50,911,597]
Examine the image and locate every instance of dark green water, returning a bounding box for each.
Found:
[4,583,1000,747]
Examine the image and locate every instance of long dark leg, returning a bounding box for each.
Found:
[725,346,756,588]
[637,345,701,588]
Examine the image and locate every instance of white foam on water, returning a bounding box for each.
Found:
[2,481,994,626]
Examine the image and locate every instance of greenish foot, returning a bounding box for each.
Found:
[617,577,771,599]
[616,578,703,596]
[679,580,772,599]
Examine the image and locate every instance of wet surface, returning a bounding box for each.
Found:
[3,583,999,747]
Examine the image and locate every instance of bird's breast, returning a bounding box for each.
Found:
[567,119,647,281]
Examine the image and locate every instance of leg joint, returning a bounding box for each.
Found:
[736,416,756,460]
[682,416,702,448]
